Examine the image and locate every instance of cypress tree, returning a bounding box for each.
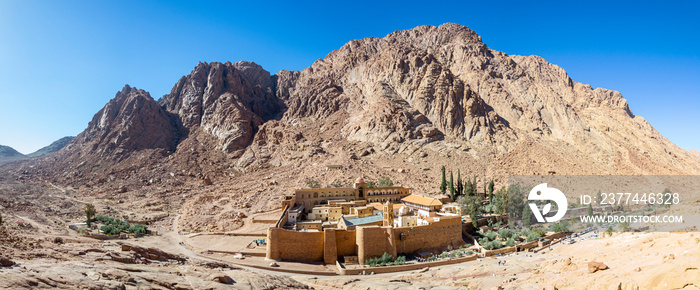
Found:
[522,203,532,228]
[449,171,455,200]
[465,178,473,197]
[456,170,463,198]
[440,166,447,194]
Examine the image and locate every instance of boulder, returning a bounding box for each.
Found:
[209,274,233,284]
[203,178,213,186]
[0,256,15,266]
[588,261,608,273]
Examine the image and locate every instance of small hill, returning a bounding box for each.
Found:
[28,136,74,158]
[0,145,24,160]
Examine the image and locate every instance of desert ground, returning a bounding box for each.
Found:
[1,166,699,290]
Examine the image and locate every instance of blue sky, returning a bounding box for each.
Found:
[0,0,698,154]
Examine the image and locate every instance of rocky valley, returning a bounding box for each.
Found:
[1,23,699,289]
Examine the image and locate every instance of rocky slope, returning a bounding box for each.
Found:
[27,136,74,158]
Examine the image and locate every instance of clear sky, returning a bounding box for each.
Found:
[0,0,698,154]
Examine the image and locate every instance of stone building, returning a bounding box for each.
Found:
[289,178,411,213]
[400,194,443,217]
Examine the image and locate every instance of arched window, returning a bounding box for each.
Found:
[314,192,318,198]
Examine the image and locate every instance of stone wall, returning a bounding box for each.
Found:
[266,227,324,261]
[335,229,357,258]
[393,216,464,256]
[337,254,478,275]
[267,216,465,265]
[356,216,463,264]
[356,226,397,264]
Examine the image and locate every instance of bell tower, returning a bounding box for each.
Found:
[383,201,394,226]
[354,177,367,200]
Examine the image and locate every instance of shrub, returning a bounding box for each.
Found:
[552,221,570,233]
[505,238,516,247]
[485,230,498,241]
[366,252,395,267]
[395,256,406,265]
[479,236,490,246]
[466,250,474,255]
[491,240,502,249]
[378,176,393,187]
[498,228,514,240]
[100,225,120,235]
[95,215,110,223]
[520,230,530,239]
[129,224,148,237]
[305,179,321,188]
[526,231,540,242]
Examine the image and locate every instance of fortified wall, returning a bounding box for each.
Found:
[266,215,463,264]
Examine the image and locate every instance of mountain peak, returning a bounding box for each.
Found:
[79,85,178,155]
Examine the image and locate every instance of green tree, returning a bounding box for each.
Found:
[488,180,494,201]
[464,178,474,197]
[449,171,455,200]
[605,226,614,237]
[458,195,481,227]
[129,224,148,237]
[456,170,463,198]
[306,179,321,188]
[620,220,631,232]
[498,228,514,239]
[526,231,540,242]
[522,203,532,228]
[440,166,447,194]
[507,185,526,220]
[491,240,502,249]
[551,221,570,233]
[378,176,393,187]
[587,203,594,217]
[366,181,376,188]
[85,204,96,227]
[472,176,477,196]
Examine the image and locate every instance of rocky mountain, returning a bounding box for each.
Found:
[0,145,24,161]
[0,136,73,164]
[27,136,74,158]
[23,23,700,192]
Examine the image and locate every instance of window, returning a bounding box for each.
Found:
[314,192,318,198]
